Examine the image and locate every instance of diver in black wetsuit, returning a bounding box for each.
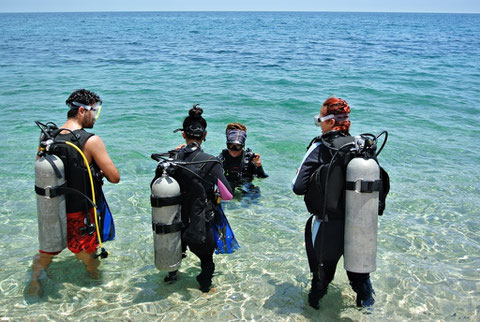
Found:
[165,105,233,292]
[293,97,385,309]
[218,123,268,193]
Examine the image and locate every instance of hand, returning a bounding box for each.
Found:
[95,170,105,182]
[252,154,262,167]
[175,143,185,150]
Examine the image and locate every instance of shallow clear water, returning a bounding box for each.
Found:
[0,11,479,320]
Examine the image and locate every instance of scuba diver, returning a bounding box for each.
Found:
[151,104,235,293]
[28,89,120,296]
[218,123,268,194]
[292,97,390,309]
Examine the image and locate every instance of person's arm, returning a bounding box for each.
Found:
[84,136,120,183]
[251,153,268,178]
[292,143,321,195]
[211,161,233,200]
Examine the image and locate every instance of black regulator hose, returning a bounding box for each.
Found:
[375,131,388,157]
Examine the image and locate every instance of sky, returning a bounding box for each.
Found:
[0,0,479,13]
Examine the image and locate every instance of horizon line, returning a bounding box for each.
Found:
[0,10,479,14]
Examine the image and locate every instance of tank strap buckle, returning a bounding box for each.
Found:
[152,221,183,234]
[150,195,182,207]
[44,186,52,198]
[346,180,382,193]
[35,182,68,198]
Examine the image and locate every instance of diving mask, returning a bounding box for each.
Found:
[227,143,243,151]
[313,113,349,127]
[70,101,102,120]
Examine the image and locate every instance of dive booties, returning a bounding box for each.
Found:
[308,271,328,310]
[350,278,375,307]
[196,260,215,293]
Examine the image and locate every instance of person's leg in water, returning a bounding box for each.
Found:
[195,253,215,292]
[68,209,100,278]
[309,261,337,309]
[347,271,375,307]
[189,227,216,293]
[75,251,100,279]
[308,220,344,309]
[28,252,56,296]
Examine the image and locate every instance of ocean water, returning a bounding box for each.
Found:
[0,11,479,320]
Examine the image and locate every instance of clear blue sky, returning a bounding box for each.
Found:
[0,0,479,13]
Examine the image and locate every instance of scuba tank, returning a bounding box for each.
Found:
[35,135,67,253]
[343,133,386,273]
[150,156,183,272]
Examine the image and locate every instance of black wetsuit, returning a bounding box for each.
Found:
[218,149,268,190]
[171,143,233,288]
[292,131,370,296]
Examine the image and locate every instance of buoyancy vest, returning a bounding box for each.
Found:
[171,143,218,245]
[304,131,391,220]
[54,129,102,213]
[304,132,355,220]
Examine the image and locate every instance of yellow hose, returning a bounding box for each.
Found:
[65,141,103,249]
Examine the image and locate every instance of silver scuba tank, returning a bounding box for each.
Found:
[151,172,183,272]
[35,153,67,253]
[344,156,380,273]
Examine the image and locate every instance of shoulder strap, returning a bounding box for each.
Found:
[75,129,95,148]
[306,136,322,151]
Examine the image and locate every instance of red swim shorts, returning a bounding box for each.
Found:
[39,208,98,255]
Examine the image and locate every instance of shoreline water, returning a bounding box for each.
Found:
[0,11,479,320]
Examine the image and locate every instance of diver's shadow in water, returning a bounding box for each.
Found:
[263,279,353,320]
[23,257,103,304]
[131,266,203,304]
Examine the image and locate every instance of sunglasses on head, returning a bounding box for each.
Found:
[227,143,243,151]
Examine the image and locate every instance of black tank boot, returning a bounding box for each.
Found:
[164,270,178,284]
[350,278,375,307]
[308,271,328,309]
[196,261,215,293]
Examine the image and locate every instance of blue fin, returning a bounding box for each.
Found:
[211,204,239,254]
[98,191,115,242]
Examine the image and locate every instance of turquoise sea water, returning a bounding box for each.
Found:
[0,11,479,320]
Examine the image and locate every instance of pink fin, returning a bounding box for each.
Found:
[217,179,233,200]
